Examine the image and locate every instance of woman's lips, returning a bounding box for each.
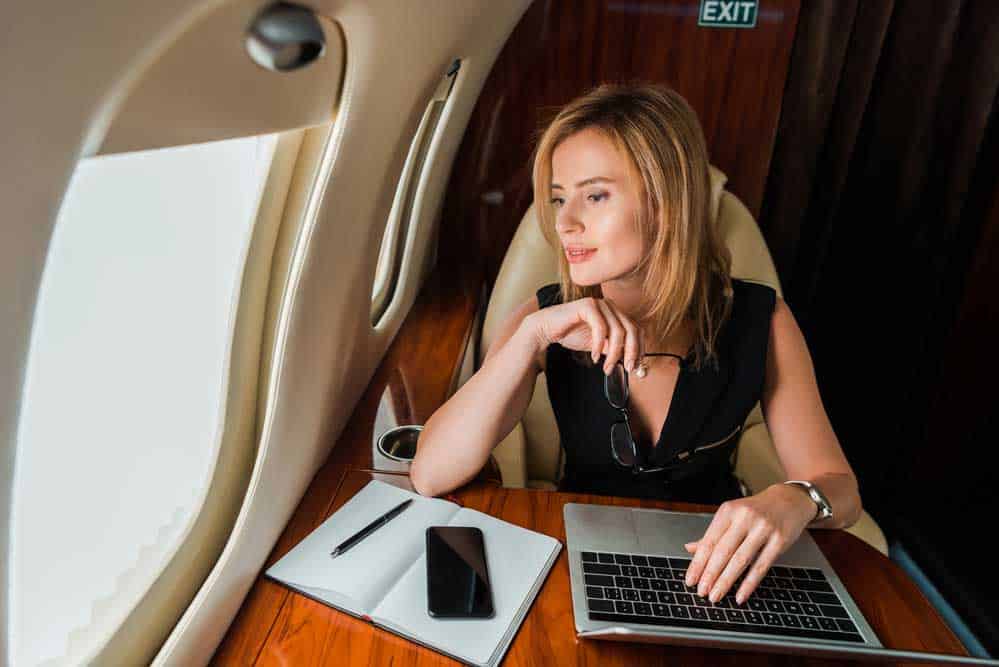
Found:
[565,247,597,264]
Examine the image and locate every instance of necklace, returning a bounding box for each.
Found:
[634,352,687,378]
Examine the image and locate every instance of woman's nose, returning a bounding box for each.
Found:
[555,202,584,234]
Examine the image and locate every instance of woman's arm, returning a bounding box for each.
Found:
[410,291,645,497]
[683,294,865,605]
[760,295,863,530]
[409,297,544,497]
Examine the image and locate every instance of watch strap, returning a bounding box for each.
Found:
[783,480,833,522]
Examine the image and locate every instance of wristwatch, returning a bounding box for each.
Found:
[783,480,833,522]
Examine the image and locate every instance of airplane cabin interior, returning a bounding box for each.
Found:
[2,0,997,665]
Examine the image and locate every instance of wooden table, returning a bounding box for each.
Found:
[213,466,971,666]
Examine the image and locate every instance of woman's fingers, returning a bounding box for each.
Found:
[613,307,642,373]
[708,524,769,604]
[600,299,643,374]
[579,298,607,363]
[735,533,784,604]
[595,300,625,374]
[684,509,732,588]
[557,298,642,374]
[695,519,750,602]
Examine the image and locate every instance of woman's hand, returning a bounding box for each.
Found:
[527,296,644,375]
[682,484,817,605]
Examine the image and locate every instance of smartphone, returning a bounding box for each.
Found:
[425,526,495,618]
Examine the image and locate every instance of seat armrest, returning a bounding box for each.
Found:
[843,510,889,557]
[733,421,787,493]
[493,421,528,488]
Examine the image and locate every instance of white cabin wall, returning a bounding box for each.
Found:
[0,0,531,664]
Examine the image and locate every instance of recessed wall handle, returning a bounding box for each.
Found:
[370,59,461,327]
[246,2,326,72]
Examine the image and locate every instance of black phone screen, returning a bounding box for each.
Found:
[425,526,494,618]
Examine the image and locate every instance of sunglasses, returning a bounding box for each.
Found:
[604,360,744,476]
[603,361,676,475]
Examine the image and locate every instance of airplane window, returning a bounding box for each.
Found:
[11,133,279,665]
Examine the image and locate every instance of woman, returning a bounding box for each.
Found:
[410,82,863,607]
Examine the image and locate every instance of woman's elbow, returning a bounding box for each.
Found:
[409,455,437,497]
[840,476,864,529]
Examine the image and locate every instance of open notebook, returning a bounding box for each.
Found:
[265,479,562,667]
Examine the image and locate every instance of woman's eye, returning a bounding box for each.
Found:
[550,192,605,208]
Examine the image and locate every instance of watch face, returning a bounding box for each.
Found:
[808,487,832,518]
[787,481,831,519]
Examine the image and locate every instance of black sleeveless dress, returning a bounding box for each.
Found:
[537,278,777,505]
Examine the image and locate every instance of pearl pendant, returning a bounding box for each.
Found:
[634,363,648,379]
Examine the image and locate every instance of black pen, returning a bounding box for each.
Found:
[330,498,413,558]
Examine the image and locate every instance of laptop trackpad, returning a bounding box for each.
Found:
[565,503,642,550]
[566,504,717,555]
[633,508,714,555]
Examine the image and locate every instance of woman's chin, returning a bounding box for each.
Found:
[568,268,601,287]
[568,264,616,287]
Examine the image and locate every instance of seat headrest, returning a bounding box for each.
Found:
[707,163,729,224]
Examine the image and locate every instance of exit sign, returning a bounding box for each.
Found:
[698,0,759,28]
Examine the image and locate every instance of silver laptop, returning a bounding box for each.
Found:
[565,503,999,666]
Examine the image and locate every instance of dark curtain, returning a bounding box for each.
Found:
[761,0,999,654]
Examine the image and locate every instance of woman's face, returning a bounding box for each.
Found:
[550,127,645,288]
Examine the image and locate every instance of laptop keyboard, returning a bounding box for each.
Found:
[581,551,864,644]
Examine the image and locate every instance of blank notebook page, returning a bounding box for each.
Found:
[267,481,456,612]
[372,507,560,666]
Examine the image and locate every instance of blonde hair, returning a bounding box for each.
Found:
[531,82,733,371]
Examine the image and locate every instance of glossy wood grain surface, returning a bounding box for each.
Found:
[334,267,480,473]
[217,468,969,666]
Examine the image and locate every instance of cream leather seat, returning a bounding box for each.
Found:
[477,165,888,557]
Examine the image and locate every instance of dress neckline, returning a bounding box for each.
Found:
[641,339,696,453]
[649,359,687,453]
